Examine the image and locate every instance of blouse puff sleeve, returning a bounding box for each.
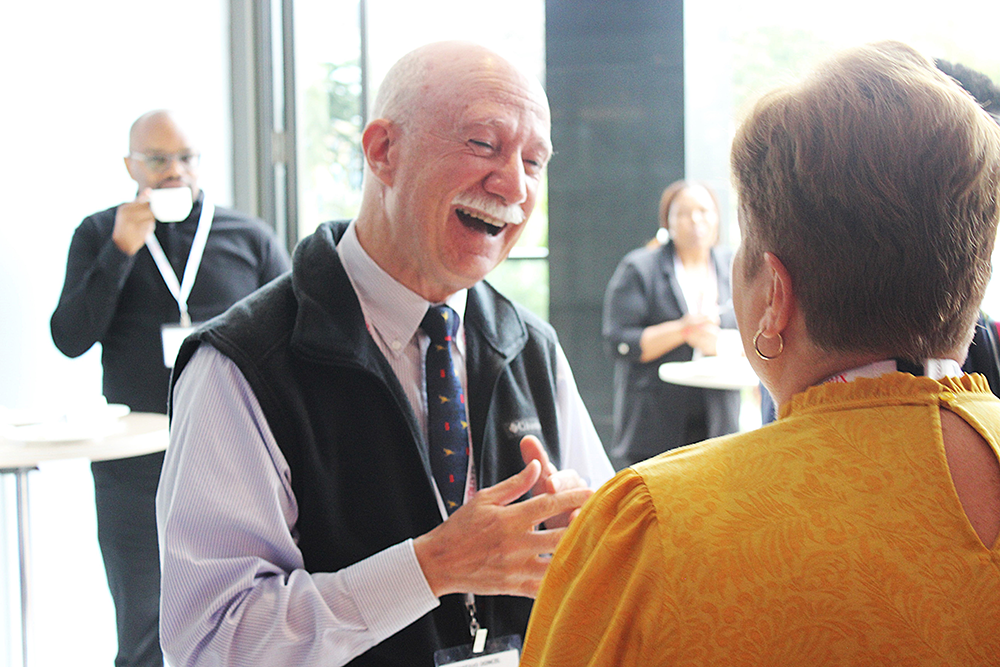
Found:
[520,468,673,666]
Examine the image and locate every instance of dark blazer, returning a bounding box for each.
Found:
[602,240,741,469]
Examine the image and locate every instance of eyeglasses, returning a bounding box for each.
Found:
[129,152,200,172]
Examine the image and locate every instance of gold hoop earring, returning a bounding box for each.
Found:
[753,329,783,360]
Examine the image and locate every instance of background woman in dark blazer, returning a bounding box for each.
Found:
[602,180,740,469]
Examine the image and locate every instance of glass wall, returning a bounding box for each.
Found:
[294,0,365,235]
[685,0,1000,312]
[1,2,234,664]
[293,0,1000,321]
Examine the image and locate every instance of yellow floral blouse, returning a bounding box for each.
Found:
[522,373,1000,666]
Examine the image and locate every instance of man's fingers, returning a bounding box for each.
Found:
[512,486,593,525]
[544,468,586,494]
[477,459,542,506]
[521,435,561,496]
[520,435,554,473]
[499,559,551,599]
[524,526,568,553]
[417,470,590,598]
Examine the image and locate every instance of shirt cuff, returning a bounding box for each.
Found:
[341,539,439,639]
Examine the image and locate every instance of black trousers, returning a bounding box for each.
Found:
[91,451,165,667]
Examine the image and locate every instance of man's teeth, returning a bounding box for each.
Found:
[457,207,505,229]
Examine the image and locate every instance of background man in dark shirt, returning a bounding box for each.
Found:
[50,109,290,667]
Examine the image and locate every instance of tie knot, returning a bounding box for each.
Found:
[421,305,460,346]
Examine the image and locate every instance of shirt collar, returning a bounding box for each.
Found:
[338,220,468,358]
[823,358,963,384]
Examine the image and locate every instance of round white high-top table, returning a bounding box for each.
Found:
[659,355,761,390]
[0,411,168,667]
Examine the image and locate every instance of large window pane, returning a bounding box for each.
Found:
[294,0,364,238]
[685,0,1000,313]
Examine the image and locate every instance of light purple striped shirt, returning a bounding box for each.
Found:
[157,221,612,666]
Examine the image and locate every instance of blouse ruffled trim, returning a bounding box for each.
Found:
[779,372,992,419]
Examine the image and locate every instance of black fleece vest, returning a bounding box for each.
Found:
[170,221,562,666]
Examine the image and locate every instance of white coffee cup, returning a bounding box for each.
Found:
[148,187,194,223]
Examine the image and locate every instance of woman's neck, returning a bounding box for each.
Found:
[762,334,884,410]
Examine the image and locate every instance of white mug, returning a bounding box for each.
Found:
[148,187,194,223]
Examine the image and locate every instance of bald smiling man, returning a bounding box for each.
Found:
[51,110,290,667]
[156,42,613,667]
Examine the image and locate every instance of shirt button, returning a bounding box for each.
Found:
[618,342,630,355]
[391,340,402,351]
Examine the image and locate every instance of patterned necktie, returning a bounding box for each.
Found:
[421,305,470,514]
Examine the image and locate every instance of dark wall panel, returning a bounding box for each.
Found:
[547,0,685,445]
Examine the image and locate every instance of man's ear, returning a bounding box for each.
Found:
[758,251,795,336]
[124,156,139,183]
[362,119,398,187]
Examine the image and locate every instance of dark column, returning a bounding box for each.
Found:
[546,0,685,446]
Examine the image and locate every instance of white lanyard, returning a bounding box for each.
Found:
[145,196,214,326]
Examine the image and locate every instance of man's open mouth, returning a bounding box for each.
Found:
[456,206,506,237]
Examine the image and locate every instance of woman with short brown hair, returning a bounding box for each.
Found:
[522,41,1000,666]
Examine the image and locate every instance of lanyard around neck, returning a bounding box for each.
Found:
[145,195,214,326]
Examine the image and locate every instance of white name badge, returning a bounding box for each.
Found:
[433,634,520,667]
[435,649,518,667]
[161,323,198,368]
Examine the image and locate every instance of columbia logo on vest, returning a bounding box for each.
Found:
[507,418,542,435]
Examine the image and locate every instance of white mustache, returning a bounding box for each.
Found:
[452,192,525,226]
